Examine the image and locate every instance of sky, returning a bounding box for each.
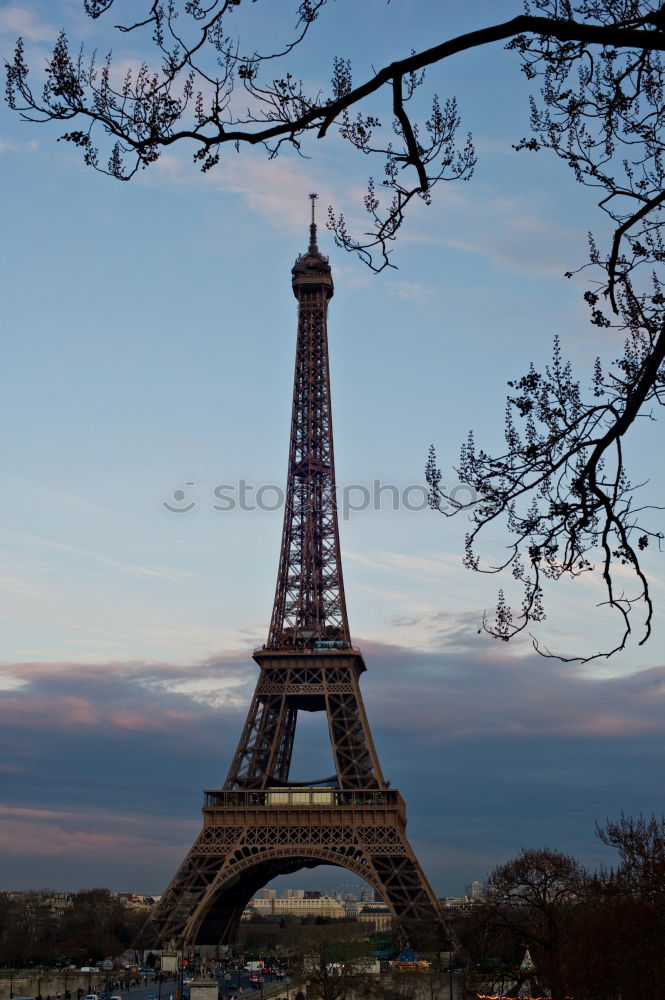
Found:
[1,0,665,900]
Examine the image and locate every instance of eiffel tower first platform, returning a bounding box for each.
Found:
[150,197,445,949]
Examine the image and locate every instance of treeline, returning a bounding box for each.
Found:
[0,889,146,966]
[453,814,665,1000]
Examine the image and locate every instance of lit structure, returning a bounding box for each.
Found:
[477,947,549,1000]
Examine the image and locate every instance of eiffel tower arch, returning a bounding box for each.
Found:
[150,197,445,949]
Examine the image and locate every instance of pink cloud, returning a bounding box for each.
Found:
[363,642,665,743]
[105,707,200,731]
[108,710,164,731]
[0,819,169,858]
[0,805,62,820]
[565,715,658,737]
[0,695,99,728]
[0,806,199,864]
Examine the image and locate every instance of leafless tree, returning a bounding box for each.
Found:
[7,1,665,658]
[295,931,376,1000]
[484,848,588,1000]
[597,811,665,899]
[458,830,665,999]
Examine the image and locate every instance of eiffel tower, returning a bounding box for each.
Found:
[150,196,444,948]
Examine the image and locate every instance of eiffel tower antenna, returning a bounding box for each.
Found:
[149,198,445,949]
[309,191,319,252]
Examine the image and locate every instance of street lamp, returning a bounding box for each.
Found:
[103,960,114,997]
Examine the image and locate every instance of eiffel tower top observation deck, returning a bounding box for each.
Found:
[266,193,350,652]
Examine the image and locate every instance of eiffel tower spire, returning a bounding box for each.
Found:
[148,204,445,950]
[267,192,350,651]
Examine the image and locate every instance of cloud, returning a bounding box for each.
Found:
[0,633,663,892]
[0,137,39,155]
[388,280,436,302]
[362,636,665,740]
[0,671,28,691]
[0,529,196,583]
[153,150,329,236]
[0,804,198,862]
[0,6,57,42]
[409,184,584,277]
[348,549,464,582]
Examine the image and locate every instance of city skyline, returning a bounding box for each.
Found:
[1,0,665,900]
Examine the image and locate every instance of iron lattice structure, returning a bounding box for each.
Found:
[150,199,445,949]
[268,206,349,651]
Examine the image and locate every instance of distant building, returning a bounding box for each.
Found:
[440,896,469,910]
[0,888,158,916]
[357,903,391,932]
[116,893,158,910]
[241,895,345,919]
[465,880,484,901]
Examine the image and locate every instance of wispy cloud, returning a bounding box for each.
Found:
[0,671,29,692]
[0,529,196,583]
[398,183,583,278]
[388,280,436,302]
[0,137,39,155]
[0,6,57,43]
[153,150,329,234]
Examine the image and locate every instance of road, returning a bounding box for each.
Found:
[123,973,292,1000]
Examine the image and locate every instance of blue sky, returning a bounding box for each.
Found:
[1,0,665,898]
